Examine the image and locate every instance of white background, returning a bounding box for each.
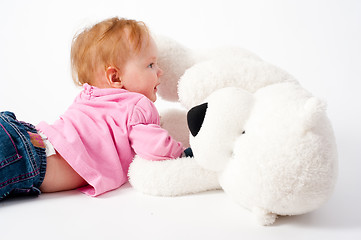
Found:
[0,0,360,239]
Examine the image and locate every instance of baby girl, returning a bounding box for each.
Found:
[0,17,189,200]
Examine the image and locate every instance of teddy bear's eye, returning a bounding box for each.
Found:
[242,130,246,134]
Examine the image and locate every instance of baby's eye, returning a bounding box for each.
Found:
[148,63,154,68]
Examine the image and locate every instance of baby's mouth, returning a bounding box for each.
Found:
[154,84,160,91]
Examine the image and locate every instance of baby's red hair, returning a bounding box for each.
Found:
[71,17,149,86]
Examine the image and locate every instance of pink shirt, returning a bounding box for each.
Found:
[37,84,184,196]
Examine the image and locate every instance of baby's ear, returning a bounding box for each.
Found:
[106,66,122,88]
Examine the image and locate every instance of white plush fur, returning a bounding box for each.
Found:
[190,87,254,172]
[158,108,190,148]
[155,35,196,102]
[129,156,220,196]
[128,37,338,225]
[179,57,297,109]
[200,86,337,225]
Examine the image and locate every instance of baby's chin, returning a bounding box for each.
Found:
[151,88,158,102]
[146,93,157,102]
[150,95,157,102]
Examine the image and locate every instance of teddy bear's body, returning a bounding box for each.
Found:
[128,37,337,225]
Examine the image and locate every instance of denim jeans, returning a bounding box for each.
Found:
[0,111,47,201]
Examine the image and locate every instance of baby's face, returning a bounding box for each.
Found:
[120,37,163,102]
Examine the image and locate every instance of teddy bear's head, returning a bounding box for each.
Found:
[155,36,297,109]
[187,83,338,223]
[155,36,195,102]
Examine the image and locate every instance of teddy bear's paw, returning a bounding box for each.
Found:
[128,155,221,196]
[252,207,278,226]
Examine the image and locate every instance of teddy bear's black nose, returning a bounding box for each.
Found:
[187,103,208,137]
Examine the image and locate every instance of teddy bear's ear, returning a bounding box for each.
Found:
[154,35,195,102]
[303,97,328,131]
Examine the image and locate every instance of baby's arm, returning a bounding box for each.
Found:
[129,123,185,161]
[128,96,190,161]
[127,98,219,196]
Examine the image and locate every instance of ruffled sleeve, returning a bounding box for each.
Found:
[128,97,184,161]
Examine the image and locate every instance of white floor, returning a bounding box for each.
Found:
[0,181,359,240]
[0,1,361,239]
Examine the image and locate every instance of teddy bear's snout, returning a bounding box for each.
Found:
[187,103,208,137]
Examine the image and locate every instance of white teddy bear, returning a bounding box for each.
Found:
[128,37,338,225]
